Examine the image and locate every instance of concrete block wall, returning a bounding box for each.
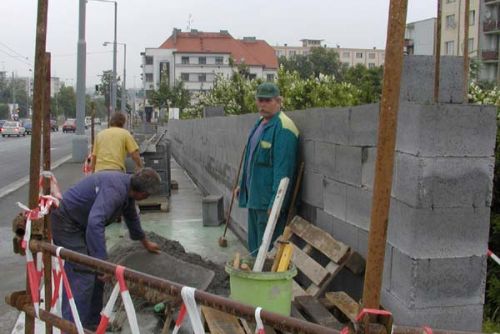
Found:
[167,56,497,331]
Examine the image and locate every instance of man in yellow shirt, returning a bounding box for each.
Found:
[91,112,143,172]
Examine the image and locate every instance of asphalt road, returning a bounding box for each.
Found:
[0,127,99,190]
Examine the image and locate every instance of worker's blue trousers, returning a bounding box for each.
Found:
[247,209,287,256]
[50,208,104,329]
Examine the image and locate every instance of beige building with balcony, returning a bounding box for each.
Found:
[479,0,500,83]
[274,39,385,68]
[441,0,480,56]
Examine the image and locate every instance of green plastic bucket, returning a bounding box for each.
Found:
[225,263,297,316]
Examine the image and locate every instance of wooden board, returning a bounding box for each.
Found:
[295,295,343,329]
[289,216,350,263]
[201,306,246,334]
[345,251,366,275]
[325,291,360,324]
[291,244,329,286]
[292,280,308,298]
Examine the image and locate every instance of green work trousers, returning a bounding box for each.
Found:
[247,209,287,256]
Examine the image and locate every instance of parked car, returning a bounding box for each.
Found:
[0,120,6,134]
[2,121,26,137]
[23,121,32,135]
[62,119,77,133]
[50,119,58,132]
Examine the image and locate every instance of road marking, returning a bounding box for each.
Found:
[0,154,72,199]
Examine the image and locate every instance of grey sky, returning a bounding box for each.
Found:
[0,0,437,87]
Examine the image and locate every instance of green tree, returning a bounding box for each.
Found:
[150,66,191,119]
[51,85,76,118]
[279,47,347,80]
[344,64,384,104]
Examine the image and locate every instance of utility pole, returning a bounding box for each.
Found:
[121,43,126,114]
[73,0,89,162]
[111,2,117,114]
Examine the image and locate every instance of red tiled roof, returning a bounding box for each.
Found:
[159,32,278,69]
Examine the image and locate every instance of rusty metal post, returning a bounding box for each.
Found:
[463,0,470,101]
[26,0,49,332]
[361,0,408,313]
[42,52,53,334]
[434,0,442,103]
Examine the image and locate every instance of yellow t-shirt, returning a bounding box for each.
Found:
[93,127,139,172]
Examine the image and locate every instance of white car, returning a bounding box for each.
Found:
[2,121,26,137]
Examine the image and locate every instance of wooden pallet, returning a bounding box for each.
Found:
[283,216,351,299]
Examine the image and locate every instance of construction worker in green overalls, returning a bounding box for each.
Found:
[236,82,299,255]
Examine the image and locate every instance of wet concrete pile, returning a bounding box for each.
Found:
[105,232,230,332]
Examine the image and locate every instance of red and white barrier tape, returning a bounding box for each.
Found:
[488,249,500,266]
[96,282,120,334]
[171,304,187,334]
[50,254,63,312]
[116,265,140,334]
[255,307,265,334]
[82,154,92,176]
[423,326,433,334]
[180,286,204,334]
[56,247,85,334]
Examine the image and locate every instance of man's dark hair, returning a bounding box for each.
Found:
[109,112,126,127]
[130,168,161,194]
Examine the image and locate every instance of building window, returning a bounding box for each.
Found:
[446,14,456,29]
[342,52,350,58]
[145,73,153,82]
[356,52,363,59]
[266,74,274,81]
[249,74,257,80]
[343,62,350,67]
[368,63,376,69]
[369,53,376,59]
[468,38,474,52]
[181,56,189,64]
[199,73,206,82]
[289,50,296,56]
[180,73,189,81]
[145,56,153,65]
[215,56,224,65]
[445,41,455,55]
[469,10,475,26]
[446,0,455,3]
[199,57,206,65]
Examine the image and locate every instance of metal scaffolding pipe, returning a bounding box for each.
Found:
[434,0,442,102]
[31,240,337,334]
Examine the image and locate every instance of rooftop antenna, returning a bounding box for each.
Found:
[187,13,193,31]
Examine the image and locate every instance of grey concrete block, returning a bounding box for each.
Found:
[316,208,334,235]
[334,145,363,186]
[319,108,350,144]
[301,172,324,208]
[387,199,491,258]
[400,55,464,104]
[381,290,484,332]
[348,103,379,146]
[361,147,377,189]
[346,185,372,230]
[323,178,348,220]
[396,102,497,157]
[330,216,358,250]
[300,139,317,173]
[316,141,336,178]
[390,248,487,309]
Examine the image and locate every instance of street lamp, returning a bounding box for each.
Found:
[88,0,117,114]
[103,41,126,115]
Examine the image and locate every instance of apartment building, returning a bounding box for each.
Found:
[479,0,500,83]
[441,0,480,56]
[274,39,385,68]
[141,29,278,99]
[405,18,437,55]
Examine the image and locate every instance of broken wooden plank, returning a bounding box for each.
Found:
[325,291,360,324]
[292,244,329,286]
[345,251,366,275]
[291,301,308,321]
[202,306,246,334]
[295,295,343,329]
[289,216,350,263]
